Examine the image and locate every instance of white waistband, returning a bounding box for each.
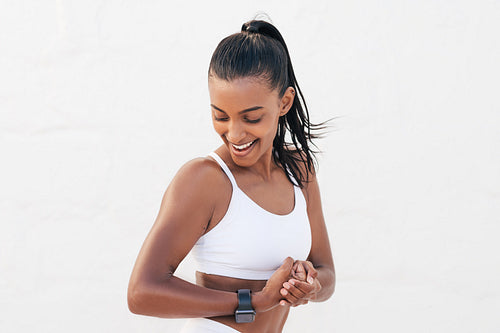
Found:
[181,318,240,333]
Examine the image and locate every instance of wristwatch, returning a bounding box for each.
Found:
[235,289,256,323]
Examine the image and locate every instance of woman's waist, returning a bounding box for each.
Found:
[196,271,289,333]
[196,271,267,292]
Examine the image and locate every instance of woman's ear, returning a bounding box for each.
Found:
[279,87,295,116]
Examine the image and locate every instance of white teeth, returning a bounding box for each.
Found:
[232,140,255,150]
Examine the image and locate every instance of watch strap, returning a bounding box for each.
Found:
[237,289,253,311]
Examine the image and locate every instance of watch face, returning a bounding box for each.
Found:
[235,310,255,323]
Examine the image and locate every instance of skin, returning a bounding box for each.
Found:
[127,76,335,332]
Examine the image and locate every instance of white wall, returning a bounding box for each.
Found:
[1,1,499,332]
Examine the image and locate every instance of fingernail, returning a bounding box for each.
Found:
[282,289,288,295]
[284,282,290,289]
[307,277,314,284]
[289,279,295,286]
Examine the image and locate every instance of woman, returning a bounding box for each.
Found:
[127,19,335,333]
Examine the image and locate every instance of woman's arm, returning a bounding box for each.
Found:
[127,158,291,318]
[280,172,336,305]
[305,172,336,301]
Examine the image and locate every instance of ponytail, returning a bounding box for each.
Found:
[209,20,326,187]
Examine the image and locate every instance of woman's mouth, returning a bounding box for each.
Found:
[232,140,255,150]
[230,139,258,156]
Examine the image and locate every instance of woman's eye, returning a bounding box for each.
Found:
[245,118,261,124]
[213,116,229,121]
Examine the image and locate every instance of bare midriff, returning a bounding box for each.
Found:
[196,271,290,333]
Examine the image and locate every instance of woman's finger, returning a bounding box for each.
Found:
[280,287,299,304]
[279,299,290,306]
[292,262,307,281]
[283,281,306,299]
[302,261,318,284]
[288,279,316,295]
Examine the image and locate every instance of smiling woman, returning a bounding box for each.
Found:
[127,19,335,333]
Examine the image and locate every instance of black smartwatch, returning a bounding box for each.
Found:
[235,289,256,323]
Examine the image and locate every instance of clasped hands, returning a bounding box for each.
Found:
[256,257,321,308]
[278,257,321,307]
[257,257,321,312]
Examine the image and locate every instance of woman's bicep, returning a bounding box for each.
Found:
[130,159,220,284]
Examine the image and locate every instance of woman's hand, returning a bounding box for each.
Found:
[291,260,307,281]
[279,260,322,307]
[253,257,294,312]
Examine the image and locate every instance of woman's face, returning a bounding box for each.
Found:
[208,76,294,167]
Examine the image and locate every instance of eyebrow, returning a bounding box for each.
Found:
[210,104,263,114]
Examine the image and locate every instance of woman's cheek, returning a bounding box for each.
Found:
[212,122,225,136]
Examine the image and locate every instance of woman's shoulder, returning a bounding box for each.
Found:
[172,155,229,189]
[171,156,231,195]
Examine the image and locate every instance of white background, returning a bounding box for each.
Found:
[1,1,499,332]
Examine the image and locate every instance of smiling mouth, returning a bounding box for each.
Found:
[231,140,257,151]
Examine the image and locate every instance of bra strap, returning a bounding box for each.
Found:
[208,152,238,187]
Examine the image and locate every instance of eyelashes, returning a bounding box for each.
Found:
[213,116,262,124]
[213,116,228,121]
[245,118,261,124]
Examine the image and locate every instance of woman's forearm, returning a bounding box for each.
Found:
[128,274,282,318]
[128,275,239,318]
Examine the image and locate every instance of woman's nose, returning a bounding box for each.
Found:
[227,120,246,143]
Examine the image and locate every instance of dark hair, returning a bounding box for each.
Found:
[208,19,326,187]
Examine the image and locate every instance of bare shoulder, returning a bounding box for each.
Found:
[174,156,226,182]
[153,155,231,237]
[168,156,230,197]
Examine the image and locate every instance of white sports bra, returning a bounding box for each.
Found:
[191,152,312,280]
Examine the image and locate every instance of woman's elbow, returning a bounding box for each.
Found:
[127,280,179,318]
[127,282,146,315]
[127,280,159,315]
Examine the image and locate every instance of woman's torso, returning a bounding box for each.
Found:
[192,149,311,332]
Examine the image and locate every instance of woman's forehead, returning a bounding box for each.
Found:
[208,78,278,110]
[209,76,277,99]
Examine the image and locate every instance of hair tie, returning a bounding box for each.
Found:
[242,23,259,34]
[247,26,259,33]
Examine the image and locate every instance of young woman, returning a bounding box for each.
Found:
[127,19,335,333]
